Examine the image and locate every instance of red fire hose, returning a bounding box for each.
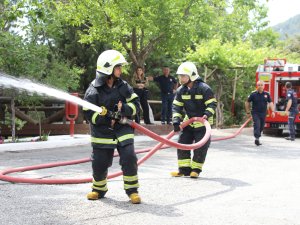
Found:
[211,117,252,141]
[0,146,169,184]
[0,117,251,184]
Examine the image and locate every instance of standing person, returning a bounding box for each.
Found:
[150,66,178,124]
[131,66,152,124]
[83,50,141,204]
[245,80,275,146]
[171,62,217,178]
[284,82,298,141]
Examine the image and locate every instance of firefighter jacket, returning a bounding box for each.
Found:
[172,78,217,129]
[83,78,140,149]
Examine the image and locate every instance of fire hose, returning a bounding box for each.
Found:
[0,117,252,184]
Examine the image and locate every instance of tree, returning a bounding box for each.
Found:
[282,35,300,63]
[0,0,25,32]
[0,1,83,90]
[56,0,269,68]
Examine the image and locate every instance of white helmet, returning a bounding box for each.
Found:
[176,62,199,81]
[96,50,127,75]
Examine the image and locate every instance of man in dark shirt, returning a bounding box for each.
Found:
[284,82,298,141]
[152,66,178,124]
[245,80,275,146]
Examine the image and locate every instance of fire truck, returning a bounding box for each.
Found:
[256,58,300,135]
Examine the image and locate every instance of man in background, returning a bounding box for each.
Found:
[245,80,275,146]
[284,82,298,141]
[149,66,178,124]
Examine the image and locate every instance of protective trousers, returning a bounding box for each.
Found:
[252,112,266,139]
[288,111,297,139]
[134,88,150,124]
[161,93,174,124]
[177,126,211,175]
[91,144,139,196]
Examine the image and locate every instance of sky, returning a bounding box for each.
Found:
[266,0,300,26]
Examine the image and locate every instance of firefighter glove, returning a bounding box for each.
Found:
[173,123,181,132]
[107,110,122,121]
[99,106,108,116]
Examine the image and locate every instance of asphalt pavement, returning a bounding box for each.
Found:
[0,128,299,225]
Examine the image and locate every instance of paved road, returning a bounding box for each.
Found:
[0,128,299,225]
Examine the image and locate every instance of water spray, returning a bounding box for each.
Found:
[0,72,102,114]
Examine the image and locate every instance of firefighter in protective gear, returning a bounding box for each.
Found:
[171,62,217,178]
[83,50,141,204]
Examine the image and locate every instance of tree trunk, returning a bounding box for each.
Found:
[11,97,16,142]
[204,66,207,82]
[214,73,224,128]
[41,108,65,124]
[231,70,238,117]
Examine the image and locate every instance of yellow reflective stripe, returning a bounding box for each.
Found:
[92,185,108,191]
[91,137,117,144]
[182,95,191,100]
[127,102,136,115]
[208,117,213,124]
[191,161,203,170]
[190,121,204,128]
[126,93,138,102]
[117,134,134,142]
[124,183,140,189]
[206,107,215,114]
[183,115,211,128]
[172,113,183,119]
[195,95,203,99]
[111,55,121,62]
[123,175,138,182]
[83,107,89,111]
[205,98,217,105]
[173,99,184,106]
[93,178,107,186]
[178,159,191,167]
[183,67,190,73]
[92,112,99,124]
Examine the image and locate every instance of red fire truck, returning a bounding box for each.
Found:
[256,58,300,135]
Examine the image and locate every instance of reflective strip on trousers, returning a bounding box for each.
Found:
[191,161,203,170]
[92,178,108,191]
[178,159,191,168]
[123,175,138,182]
[123,175,139,190]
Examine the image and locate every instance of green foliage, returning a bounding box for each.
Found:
[0,0,25,32]
[3,108,27,130]
[282,35,300,63]
[0,31,83,91]
[56,0,195,54]
[249,28,280,48]
[56,0,268,66]
[40,131,50,141]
